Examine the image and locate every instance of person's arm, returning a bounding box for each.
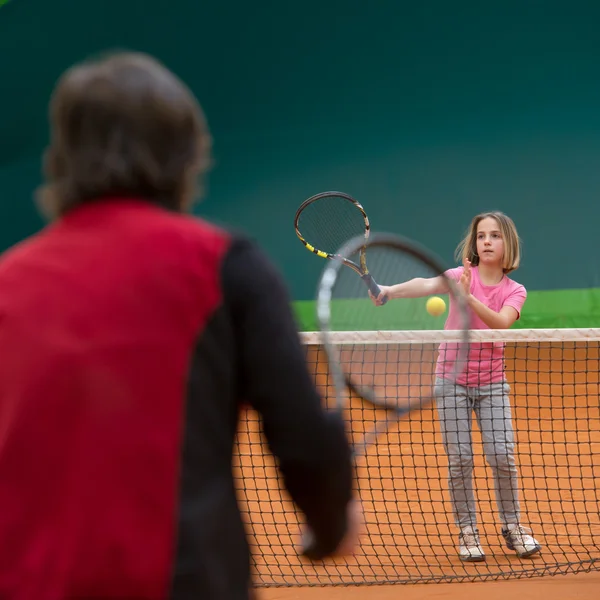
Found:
[466,298,519,329]
[222,236,359,559]
[465,282,527,329]
[371,270,457,306]
[383,276,449,299]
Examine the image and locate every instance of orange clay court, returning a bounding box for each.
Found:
[233,334,600,600]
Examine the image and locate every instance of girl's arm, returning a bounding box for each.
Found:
[458,260,523,329]
[466,298,519,329]
[379,276,449,300]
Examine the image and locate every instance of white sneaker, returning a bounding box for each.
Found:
[502,524,542,558]
[458,525,485,562]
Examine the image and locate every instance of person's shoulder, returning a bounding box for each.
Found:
[0,229,49,273]
[167,210,259,248]
[139,206,238,260]
[178,215,261,259]
[167,211,271,275]
[444,265,464,280]
[503,273,527,296]
[161,208,230,240]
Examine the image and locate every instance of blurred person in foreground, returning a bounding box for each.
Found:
[0,51,361,600]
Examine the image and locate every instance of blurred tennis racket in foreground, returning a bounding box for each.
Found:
[302,232,471,560]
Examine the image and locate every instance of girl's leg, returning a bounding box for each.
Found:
[434,378,477,529]
[473,381,520,525]
[474,382,541,557]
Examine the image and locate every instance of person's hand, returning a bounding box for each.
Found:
[300,498,364,560]
[332,498,363,557]
[368,285,391,306]
[459,258,472,296]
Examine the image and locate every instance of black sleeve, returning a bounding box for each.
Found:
[222,236,354,558]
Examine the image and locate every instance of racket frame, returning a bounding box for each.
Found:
[294,191,383,300]
[302,232,471,560]
[317,232,471,435]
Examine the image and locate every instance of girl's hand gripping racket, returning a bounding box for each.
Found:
[294,191,387,304]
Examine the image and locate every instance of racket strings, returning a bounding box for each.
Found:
[297,196,367,256]
[320,237,470,456]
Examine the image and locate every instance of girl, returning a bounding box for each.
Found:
[371,211,541,562]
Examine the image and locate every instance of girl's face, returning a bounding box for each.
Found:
[476,217,504,267]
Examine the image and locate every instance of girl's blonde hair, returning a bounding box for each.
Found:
[454,211,521,274]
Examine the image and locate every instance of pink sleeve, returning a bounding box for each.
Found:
[444,267,464,283]
[503,283,527,319]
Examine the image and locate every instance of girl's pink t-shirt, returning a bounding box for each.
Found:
[436,266,527,387]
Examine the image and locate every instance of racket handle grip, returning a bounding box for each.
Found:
[362,273,388,305]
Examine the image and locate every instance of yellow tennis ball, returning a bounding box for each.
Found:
[426,296,446,317]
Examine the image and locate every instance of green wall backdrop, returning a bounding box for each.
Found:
[1,1,600,328]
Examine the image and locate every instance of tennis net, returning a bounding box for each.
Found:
[233,328,600,586]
